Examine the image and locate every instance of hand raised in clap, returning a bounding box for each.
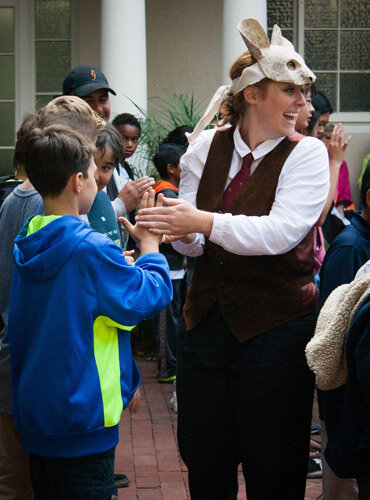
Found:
[118,189,164,255]
[327,123,351,166]
[118,176,155,213]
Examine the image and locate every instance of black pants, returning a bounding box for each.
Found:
[177,307,316,500]
[155,277,186,379]
[357,476,370,500]
[30,448,116,500]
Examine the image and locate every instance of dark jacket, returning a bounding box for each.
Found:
[9,215,172,457]
[319,213,370,308]
[324,293,370,478]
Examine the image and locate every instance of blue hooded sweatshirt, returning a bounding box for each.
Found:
[8,215,172,458]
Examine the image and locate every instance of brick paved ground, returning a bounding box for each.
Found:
[115,358,323,500]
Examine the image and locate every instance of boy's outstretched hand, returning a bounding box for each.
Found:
[118,190,164,255]
[123,249,135,265]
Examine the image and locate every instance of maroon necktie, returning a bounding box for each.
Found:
[223,152,253,208]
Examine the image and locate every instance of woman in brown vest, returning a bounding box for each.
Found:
[137,19,330,500]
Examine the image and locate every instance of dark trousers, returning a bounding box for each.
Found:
[177,307,316,500]
[30,448,116,500]
[357,476,370,500]
[155,277,186,379]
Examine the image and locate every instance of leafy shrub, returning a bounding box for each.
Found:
[129,90,204,178]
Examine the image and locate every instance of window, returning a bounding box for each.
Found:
[0,0,73,176]
[267,0,370,113]
[267,0,296,44]
[35,0,72,108]
[0,6,16,172]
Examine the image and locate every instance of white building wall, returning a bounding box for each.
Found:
[76,0,101,68]
[222,0,267,83]
[145,0,223,111]
[101,0,147,117]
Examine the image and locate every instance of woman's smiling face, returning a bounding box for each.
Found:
[253,81,307,139]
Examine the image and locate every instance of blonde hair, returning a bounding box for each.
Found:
[38,95,104,142]
[221,52,271,126]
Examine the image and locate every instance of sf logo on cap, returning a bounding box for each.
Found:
[91,69,96,80]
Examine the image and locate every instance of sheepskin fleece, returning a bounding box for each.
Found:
[306,274,370,390]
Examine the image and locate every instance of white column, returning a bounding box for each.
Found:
[222,0,267,83]
[101,0,147,119]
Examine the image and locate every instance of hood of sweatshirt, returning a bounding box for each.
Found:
[13,215,93,281]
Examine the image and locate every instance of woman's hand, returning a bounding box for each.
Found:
[319,124,351,225]
[162,234,196,244]
[135,197,214,238]
[327,124,351,165]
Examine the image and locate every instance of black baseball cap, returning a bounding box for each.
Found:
[62,65,116,97]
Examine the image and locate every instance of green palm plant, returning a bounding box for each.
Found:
[128,90,204,177]
[149,89,204,131]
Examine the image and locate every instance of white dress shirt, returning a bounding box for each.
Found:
[108,163,131,218]
[173,126,330,257]
[103,163,131,248]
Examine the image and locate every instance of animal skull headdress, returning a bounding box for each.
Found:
[187,18,316,143]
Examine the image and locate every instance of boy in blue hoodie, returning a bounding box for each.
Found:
[8,124,172,499]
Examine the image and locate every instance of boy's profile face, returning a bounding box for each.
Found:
[94,146,115,192]
[79,156,98,215]
[116,124,140,159]
[169,161,182,187]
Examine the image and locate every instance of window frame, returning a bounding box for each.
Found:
[0,0,34,148]
[34,0,77,107]
[296,0,369,122]
[0,0,78,130]
[0,0,77,175]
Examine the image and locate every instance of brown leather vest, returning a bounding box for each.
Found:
[183,127,318,342]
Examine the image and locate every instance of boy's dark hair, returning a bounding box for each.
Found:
[312,90,333,115]
[152,144,185,179]
[163,125,194,148]
[112,113,141,134]
[96,124,124,166]
[13,112,39,173]
[361,162,370,209]
[23,125,95,198]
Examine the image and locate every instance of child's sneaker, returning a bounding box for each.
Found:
[158,375,176,383]
[311,421,322,435]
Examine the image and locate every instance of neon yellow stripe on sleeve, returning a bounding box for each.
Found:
[93,316,134,427]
